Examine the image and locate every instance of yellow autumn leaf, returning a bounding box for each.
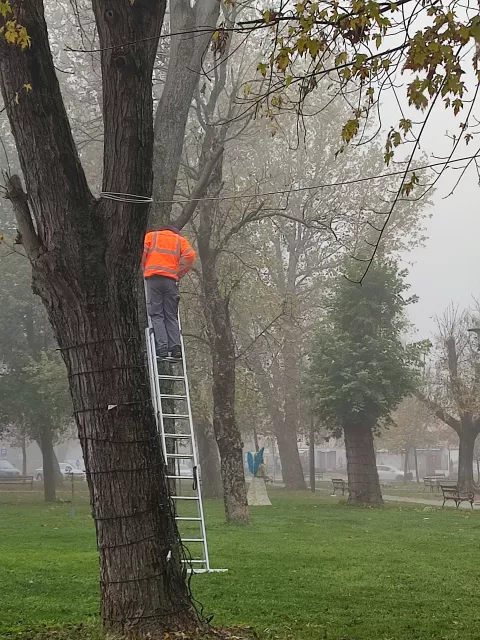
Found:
[276,50,290,72]
[17,26,31,49]
[0,1,12,19]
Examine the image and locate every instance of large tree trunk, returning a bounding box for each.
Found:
[457,427,478,492]
[280,323,307,491]
[51,292,196,631]
[198,234,249,523]
[275,423,307,490]
[0,1,200,633]
[195,416,223,498]
[200,280,249,523]
[344,423,383,505]
[37,424,56,503]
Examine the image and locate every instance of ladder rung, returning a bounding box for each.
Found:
[182,538,205,543]
[163,414,189,419]
[167,475,194,480]
[164,433,192,438]
[167,453,194,459]
[176,517,202,521]
[182,559,206,564]
[171,496,199,500]
[158,375,185,381]
[160,394,187,400]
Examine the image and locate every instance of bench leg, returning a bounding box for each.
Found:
[442,498,446,508]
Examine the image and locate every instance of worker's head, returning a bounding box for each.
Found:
[161,224,180,234]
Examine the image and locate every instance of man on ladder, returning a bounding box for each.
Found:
[143,225,196,359]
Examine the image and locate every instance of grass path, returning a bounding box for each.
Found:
[1,489,479,639]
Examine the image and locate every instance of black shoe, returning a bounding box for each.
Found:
[170,346,182,360]
[156,349,168,359]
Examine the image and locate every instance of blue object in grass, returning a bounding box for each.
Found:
[247,447,265,476]
[247,451,254,475]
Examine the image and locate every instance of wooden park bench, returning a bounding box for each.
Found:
[423,474,446,492]
[0,476,34,490]
[331,478,349,496]
[440,484,474,509]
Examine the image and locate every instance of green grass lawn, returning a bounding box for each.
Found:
[1,488,480,639]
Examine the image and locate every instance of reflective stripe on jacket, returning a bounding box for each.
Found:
[142,229,196,281]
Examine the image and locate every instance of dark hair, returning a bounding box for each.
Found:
[161,225,180,234]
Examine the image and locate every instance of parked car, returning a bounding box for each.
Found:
[327,464,412,482]
[65,459,85,472]
[327,465,348,476]
[0,460,21,477]
[35,463,86,482]
[377,464,412,482]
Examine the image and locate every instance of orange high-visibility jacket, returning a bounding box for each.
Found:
[143,229,196,281]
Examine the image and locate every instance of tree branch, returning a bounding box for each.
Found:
[174,144,224,230]
[0,0,92,234]
[4,174,41,261]
[415,391,460,434]
[152,0,220,226]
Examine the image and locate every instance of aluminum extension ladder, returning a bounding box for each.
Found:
[145,307,225,574]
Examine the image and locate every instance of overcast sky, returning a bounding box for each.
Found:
[382,66,480,341]
[405,167,480,339]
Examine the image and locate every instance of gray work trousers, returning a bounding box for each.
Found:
[146,275,181,355]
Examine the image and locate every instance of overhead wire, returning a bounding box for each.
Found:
[152,152,480,207]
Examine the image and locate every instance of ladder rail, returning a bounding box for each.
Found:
[145,327,159,421]
[144,279,215,573]
[149,329,168,460]
[178,315,211,573]
[144,280,169,462]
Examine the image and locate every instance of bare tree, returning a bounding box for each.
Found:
[418,305,480,492]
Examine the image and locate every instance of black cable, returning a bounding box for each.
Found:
[58,336,139,351]
[68,365,143,379]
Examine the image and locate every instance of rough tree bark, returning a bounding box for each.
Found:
[458,427,478,492]
[152,0,220,225]
[197,222,249,523]
[37,425,55,502]
[36,423,61,502]
[344,423,383,505]
[194,416,223,498]
[1,1,199,633]
[275,424,306,490]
